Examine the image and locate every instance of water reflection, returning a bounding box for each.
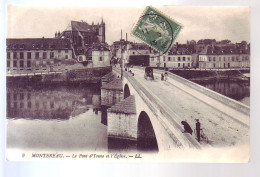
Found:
[194,79,250,106]
[7,84,101,120]
[7,83,158,153]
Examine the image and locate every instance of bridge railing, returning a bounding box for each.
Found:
[113,67,202,149]
[154,70,250,116]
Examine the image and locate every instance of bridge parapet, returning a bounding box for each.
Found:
[156,70,250,116]
[114,67,202,149]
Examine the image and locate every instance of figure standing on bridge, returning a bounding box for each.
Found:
[161,73,164,81]
[195,119,201,142]
[181,121,193,135]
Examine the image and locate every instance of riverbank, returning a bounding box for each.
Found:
[6,66,112,85]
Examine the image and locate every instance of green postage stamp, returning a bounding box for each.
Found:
[132,6,183,54]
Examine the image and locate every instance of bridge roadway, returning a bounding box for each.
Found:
[120,66,249,147]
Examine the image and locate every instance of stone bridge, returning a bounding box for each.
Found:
[101,67,250,152]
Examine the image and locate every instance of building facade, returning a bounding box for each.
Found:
[6,38,73,74]
[150,48,192,68]
[198,44,250,69]
[92,46,111,68]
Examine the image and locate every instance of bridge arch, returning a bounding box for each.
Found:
[124,84,131,99]
[137,111,159,152]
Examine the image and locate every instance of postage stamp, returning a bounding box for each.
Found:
[132,6,183,54]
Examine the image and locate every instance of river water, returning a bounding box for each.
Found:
[193,79,250,106]
[7,83,152,153]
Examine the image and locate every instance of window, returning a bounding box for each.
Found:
[27,61,31,67]
[14,52,17,59]
[14,94,17,100]
[50,102,54,109]
[168,57,171,61]
[20,61,24,68]
[27,52,31,59]
[223,57,225,61]
[132,52,135,55]
[20,52,24,59]
[178,63,180,67]
[13,61,17,67]
[7,52,10,59]
[7,61,10,67]
[183,57,185,61]
[79,56,83,62]
[213,57,216,61]
[236,56,239,61]
[178,57,181,61]
[163,56,165,61]
[35,52,39,59]
[36,102,39,108]
[232,57,235,61]
[28,102,31,108]
[188,63,190,67]
[99,57,102,61]
[50,52,54,59]
[187,57,190,61]
[20,93,24,100]
[27,93,31,100]
[65,55,68,59]
[43,52,47,59]
[209,57,211,61]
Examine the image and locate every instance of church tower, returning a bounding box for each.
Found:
[100,17,105,43]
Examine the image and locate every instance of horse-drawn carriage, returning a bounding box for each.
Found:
[144,67,154,80]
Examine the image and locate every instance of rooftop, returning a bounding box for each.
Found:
[101,79,123,90]
[107,95,136,114]
[6,38,71,50]
[199,45,250,55]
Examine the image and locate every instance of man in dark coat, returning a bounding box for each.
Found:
[181,121,193,135]
[195,119,201,142]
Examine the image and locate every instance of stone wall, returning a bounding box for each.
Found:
[101,89,123,106]
[107,112,137,140]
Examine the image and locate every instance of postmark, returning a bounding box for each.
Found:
[132,6,183,55]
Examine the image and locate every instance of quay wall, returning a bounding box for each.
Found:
[7,66,112,84]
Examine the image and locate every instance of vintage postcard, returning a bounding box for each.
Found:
[6,5,250,162]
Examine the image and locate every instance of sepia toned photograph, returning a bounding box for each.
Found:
[6,5,250,162]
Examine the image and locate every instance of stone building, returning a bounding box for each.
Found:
[198,43,250,69]
[150,48,192,68]
[6,38,73,74]
[59,20,106,60]
[123,43,151,66]
[91,45,111,68]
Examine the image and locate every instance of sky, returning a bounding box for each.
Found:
[7,5,250,45]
